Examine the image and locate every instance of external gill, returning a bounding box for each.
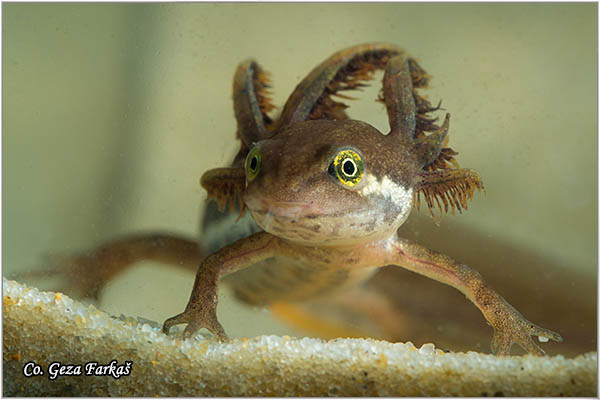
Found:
[201,167,247,217]
[381,52,460,173]
[253,67,276,129]
[413,113,451,169]
[413,168,485,222]
[233,60,277,148]
[307,48,397,121]
[276,43,406,127]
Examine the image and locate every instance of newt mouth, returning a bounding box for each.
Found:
[245,197,319,221]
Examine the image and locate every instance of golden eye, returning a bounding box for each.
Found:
[328,148,365,187]
[245,146,261,181]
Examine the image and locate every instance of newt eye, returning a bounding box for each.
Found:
[245,146,261,181]
[328,148,365,187]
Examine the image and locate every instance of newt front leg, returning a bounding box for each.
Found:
[374,234,563,355]
[162,231,279,339]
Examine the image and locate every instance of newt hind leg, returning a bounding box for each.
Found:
[14,234,203,300]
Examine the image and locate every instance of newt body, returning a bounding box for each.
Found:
[164,43,561,355]
[42,44,563,355]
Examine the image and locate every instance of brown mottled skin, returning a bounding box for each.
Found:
[34,44,562,355]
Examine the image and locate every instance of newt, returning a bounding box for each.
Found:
[38,43,562,355]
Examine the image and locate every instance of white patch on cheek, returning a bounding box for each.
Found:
[359,174,413,208]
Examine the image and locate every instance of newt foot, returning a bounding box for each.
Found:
[490,307,563,356]
[162,268,228,341]
[162,309,227,340]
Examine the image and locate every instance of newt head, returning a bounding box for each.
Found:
[242,118,420,246]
